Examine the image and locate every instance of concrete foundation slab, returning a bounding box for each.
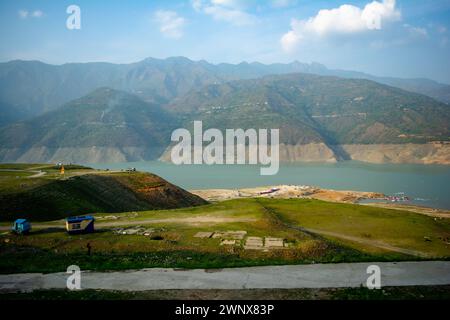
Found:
[194,232,214,238]
[265,237,284,248]
[220,240,236,246]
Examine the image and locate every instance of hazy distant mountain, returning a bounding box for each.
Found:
[319,69,450,105]
[2,73,448,164]
[0,57,223,125]
[169,73,450,146]
[0,88,177,163]
[0,57,449,126]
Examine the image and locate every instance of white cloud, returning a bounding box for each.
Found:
[280,30,302,52]
[437,26,447,34]
[369,24,428,49]
[438,26,448,47]
[203,5,256,26]
[281,0,401,52]
[31,10,44,18]
[18,9,44,19]
[271,0,297,8]
[427,24,448,47]
[211,0,247,8]
[192,0,204,11]
[18,10,29,19]
[154,10,186,39]
[404,24,428,38]
[192,0,257,26]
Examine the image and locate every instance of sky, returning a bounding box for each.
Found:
[1,0,450,83]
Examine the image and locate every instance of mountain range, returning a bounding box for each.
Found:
[1,57,449,127]
[0,57,449,165]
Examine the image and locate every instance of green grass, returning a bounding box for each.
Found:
[0,164,48,170]
[0,164,205,221]
[0,171,33,177]
[257,198,450,257]
[3,197,447,273]
[0,163,449,273]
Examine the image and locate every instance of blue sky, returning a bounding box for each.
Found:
[1,0,450,83]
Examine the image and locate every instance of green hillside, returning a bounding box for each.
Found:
[0,165,206,221]
[0,88,177,159]
[169,73,450,145]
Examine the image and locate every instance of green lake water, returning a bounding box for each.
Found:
[88,161,450,210]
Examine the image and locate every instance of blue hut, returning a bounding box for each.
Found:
[66,216,95,234]
[12,219,31,234]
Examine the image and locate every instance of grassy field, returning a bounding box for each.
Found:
[0,163,449,274]
[0,163,53,170]
[0,198,375,273]
[258,198,450,257]
[0,164,93,194]
[1,197,449,273]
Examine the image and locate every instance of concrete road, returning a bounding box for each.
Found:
[1,261,450,293]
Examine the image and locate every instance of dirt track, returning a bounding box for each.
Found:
[0,216,257,231]
[304,228,429,257]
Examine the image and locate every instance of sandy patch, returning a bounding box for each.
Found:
[191,185,383,204]
[191,185,450,218]
[98,216,257,228]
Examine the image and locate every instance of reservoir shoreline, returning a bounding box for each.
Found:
[88,161,450,210]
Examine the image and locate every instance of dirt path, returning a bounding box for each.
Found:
[97,216,257,227]
[0,216,257,231]
[0,169,46,178]
[304,228,429,258]
[1,261,449,292]
[27,171,46,178]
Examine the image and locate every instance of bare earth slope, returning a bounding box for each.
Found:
[0,167,207,221]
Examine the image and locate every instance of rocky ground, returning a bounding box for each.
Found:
[191,185,384,203]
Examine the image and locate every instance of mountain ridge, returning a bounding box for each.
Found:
[1,57,449,127]
[1,73,449,165]
[0,88,178,163]
[168,73,450,145]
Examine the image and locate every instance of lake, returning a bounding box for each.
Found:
[87,161,450,210]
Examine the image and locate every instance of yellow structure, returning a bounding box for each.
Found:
[60,165,65,175]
